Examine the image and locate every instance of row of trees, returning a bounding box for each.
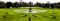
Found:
[0,1,60,8]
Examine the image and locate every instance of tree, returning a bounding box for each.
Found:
[13,2,19,8]
[34,2,41,7]
[6,2,12,8]
[0,1,5,8]
[55,2,60,8]
[19,1,23,7]
[41,3,45,8]
[22,2,28,7]
[45,2,50,8]
[28,2,33,7]
[50,4,54,9]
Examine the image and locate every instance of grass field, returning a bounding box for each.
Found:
[0,7,60,21]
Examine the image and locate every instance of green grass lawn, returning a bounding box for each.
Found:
[0,7,60,21]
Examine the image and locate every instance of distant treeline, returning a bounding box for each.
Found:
[0,1,60,8]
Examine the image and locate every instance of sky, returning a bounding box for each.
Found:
[0,0,60,3]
